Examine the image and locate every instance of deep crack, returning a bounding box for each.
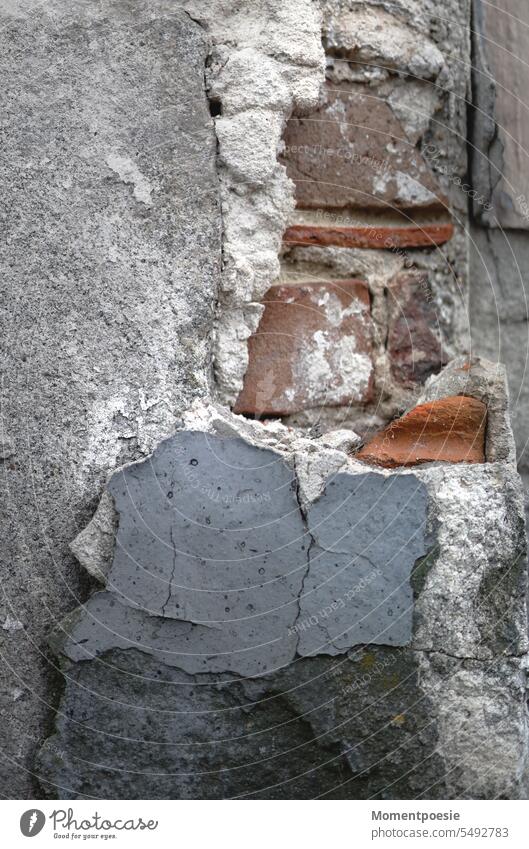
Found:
[291,456,317,656]
[161,525,178,617]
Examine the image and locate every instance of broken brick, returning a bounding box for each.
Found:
[280,81,448,213]
[283,222,454,249]
[234,280,374,416]
[387,271,447,386]
[356,395,487,467]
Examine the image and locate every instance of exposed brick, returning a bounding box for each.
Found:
[280,81,448,213]
[283,222,454,249]
[387,271,447,386]
[356,396,487,468]
[234,280,374,416]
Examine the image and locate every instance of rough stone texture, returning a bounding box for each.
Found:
[412,461,528,660]
[70,491,117,583]
[38,379,529,799]
[0,0,221,797]
[469,228,529,522]
[387,271,447,386]
[356,396,487,468]
[468,1,529,522]
[234,280,374,415]
[471,0,529,229]
[418,654,529,799]
[322,4,445,81]
[280,81,448,212]
[317,428,362,453]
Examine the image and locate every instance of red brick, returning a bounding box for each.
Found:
[355,396,487,468]
[234,280,374,416]
[283,222,454,249]
[387,271,447,386]
[280,81,448,213]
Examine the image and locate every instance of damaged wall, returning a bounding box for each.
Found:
[0,0,325,799]
[39,361,529,799]
[228,0,473,439]
[0,0,222,798]
[1,0,528,801]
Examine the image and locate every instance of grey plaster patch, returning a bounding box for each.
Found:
[106,432,307,638]
[297,472,428,655]
[50,592,286,677]
[50,591,297,678]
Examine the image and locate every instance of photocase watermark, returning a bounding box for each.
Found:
[422,143,493,212]
[302,208,438,290]
[174,442,272,506]
[20,810,45,837]
[288,566,383,637]
[325,645,407,697]
[19,807,159,839]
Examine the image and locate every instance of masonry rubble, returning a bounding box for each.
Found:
[229,0,472,440]
[2,0,528,802]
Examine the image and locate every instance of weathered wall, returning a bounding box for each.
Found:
[38,362,529,799]
[469,0,529,516]
[234,0,473,440]
[0,0,222,797]
[1,0,528,800]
